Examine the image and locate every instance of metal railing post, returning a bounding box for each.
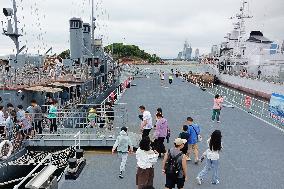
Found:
[261,101,265,118]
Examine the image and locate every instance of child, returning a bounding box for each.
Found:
[179,125,190,156]
[196,130,222,185]
[112,127,133,179]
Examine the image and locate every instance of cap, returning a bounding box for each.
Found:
[174,138,187,146]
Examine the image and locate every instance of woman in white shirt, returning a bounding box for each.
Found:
[196,130,222,185]
[136,136,159,189]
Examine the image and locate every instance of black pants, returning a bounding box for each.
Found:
[142,129,151,138]
[153,137,166,156]
[49,118,57,133]
[169,79,173,84]
[34,121,42,134]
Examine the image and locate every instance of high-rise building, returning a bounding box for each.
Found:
[176,40,192,60]
[281,40,284,53]
[211,45,219,57]
[195,48,200,59]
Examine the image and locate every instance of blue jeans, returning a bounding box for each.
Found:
[198,158,219,183]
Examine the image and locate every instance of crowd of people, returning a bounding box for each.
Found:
[0,99,59,144]
[112,103,223,189]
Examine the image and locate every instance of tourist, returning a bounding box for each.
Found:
[179,125,190,156]
[16,105,25,121]
[0,106,5,125]
[88,106,97,127]
[196,130,222,185]
[212,94,222,123]
[257,69,261,79]
[31,100,43,134]
[48,100,58,133]
[139,105,153,138]
[169,74,173,84]
[105,102,114,131]
[160,71,165,86]
[245,95,252,113]
[162,138,188,189]
[5,110,16,140]
[6,103,14,114]
[156,107,163,116]
[153,112,168,158]
[186,117,200,164]
[20,111,33,139]
[136,136,158,189]
[112,126,133,179]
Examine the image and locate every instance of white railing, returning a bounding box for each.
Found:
[74,131,81,149]
[183,77,281,128]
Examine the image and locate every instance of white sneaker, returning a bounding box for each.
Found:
[217,121,220,123]
[186,156,191,161]
[196,177,202,185]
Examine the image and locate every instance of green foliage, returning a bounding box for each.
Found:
[104,43,161,63]
[58,49,70,59]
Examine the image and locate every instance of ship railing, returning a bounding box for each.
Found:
[205,84,281,127]
[74,131,81,149]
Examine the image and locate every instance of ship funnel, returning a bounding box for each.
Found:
[3,8,13,17]
[83,23,92,56]
[69,18,83,60]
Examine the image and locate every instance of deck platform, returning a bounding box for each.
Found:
[59,74,284,189]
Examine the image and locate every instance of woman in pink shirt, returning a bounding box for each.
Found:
[212,94,222,123]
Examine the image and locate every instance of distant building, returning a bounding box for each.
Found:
[281,40,284,54]
[177,52,183,60]
[177,40,192,60]
[211,45,219,57]
[195,48,200,59]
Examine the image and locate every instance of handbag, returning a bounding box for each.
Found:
[191,125,202,142]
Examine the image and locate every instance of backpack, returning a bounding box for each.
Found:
[165,149,182,178]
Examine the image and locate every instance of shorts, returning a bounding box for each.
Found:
[189,143,198,151]
[165,175,185,188]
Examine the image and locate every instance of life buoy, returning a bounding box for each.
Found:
[0,140,13,160]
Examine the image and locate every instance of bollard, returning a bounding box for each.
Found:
[68,158,77,169]
[76,149,84,159]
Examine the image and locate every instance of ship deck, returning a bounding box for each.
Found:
[59,74,284,189]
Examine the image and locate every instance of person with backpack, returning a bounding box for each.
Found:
[186,117,201,164]
[169,74,173,84]
[196,130,222,185]
[162,138,188,189]
[112,127,133,179]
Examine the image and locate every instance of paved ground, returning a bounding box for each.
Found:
[60,74,284,189]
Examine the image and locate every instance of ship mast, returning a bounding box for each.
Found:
[2,0,23,62]
[91,0,95,51]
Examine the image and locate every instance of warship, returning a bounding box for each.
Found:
[0,0,131,188]
[202,0,284,99]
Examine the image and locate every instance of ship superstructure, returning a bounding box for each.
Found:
[0,0,120,108]
[208,1,284,80]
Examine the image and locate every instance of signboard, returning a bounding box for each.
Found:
[269,93,284,125]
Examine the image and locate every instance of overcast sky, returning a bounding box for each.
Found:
[0,0,284,58]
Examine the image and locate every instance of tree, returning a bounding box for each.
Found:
[104,43,161,63]
[58,49,70,59]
